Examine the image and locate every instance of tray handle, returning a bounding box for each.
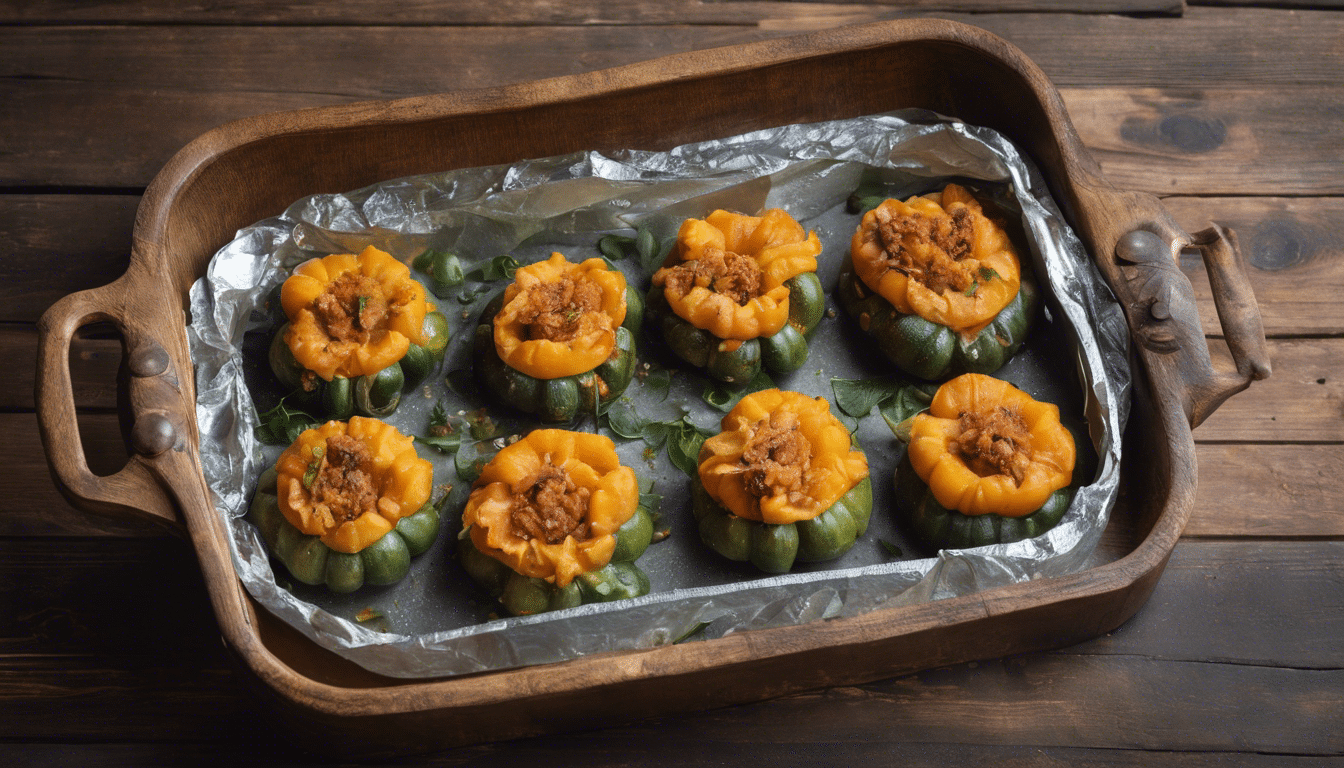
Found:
[36,262,187,533]
[1073,180,1270,428]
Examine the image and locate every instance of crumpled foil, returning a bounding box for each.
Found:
[188,110,1131,679]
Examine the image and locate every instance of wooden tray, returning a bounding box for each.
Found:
[34,19,1268,756]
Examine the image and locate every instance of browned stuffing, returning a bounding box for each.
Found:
[741,411,813,501]
[312,272,389,344]
[873,203,976,294]
[654,247,764,306]
[311,434,379,524]
[954,407,1033,485]
[515,275,603,342]
[510,463,592,544]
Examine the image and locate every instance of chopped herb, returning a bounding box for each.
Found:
[963,280,979,297]
[357,295,369,316]
[415,400,461,454]
[878,539,904,558]
[978,266,1001,282]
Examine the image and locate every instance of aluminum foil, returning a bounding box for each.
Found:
[188,110,1131,678]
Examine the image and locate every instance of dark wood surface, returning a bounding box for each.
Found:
[4,2,1341,765]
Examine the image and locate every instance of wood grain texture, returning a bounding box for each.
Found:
[0,324,120,410]
[0,538,1337,755]
[4,9,1343,188]
[1194,338,1343,442]
[0,195,136,322]
[1189,444,1344,538]
[0,0,1184,25]
[1063,87,1344,196]
[1165,197,1344,337]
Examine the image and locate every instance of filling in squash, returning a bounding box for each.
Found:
[954,406,1033,485]
[509,462,593,545]
[493,253,628,380]
[698,389,869,525]
[275,417,433,553]
[462,429,639,586]
[850,184,1021,334]
[653,209,820,341]
[906,373,1074,517]
[280,246,430,381]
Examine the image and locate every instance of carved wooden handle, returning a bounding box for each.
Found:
[36,266,185,533]
[1069,178,1270,428]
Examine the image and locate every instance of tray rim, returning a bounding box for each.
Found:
[40,16,1226,752]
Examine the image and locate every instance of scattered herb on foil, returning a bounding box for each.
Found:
[673,621,712,644]
[702,369,773,412]
[879,539,904,558]
[254,396,320,446]
[415,401,461,454]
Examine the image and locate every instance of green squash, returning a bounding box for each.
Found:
[691,475,874,574]
[457,504,655,616]
[268,309,450,419]
[648,271,825,385]
[472,285,643,423]
[835,255,1036,381]
[893,455,1073,550]
[248,467,441,593]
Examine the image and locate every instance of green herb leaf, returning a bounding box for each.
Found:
[673,620,712,644]
[641,367,672,402]
[702,369,774,412]
[830,377,902,418]
[416,434,461,454]
[639,420,676,450]
[431,251,466,290]
[603,398,647,440]
[638,491,663,517]
[978,266,1001,282]
[412,249,437,272]
[667,418,711,477]
[455,441,498,482]
[963,280,979,297]
[635,227,658,266]
[466,254,520,282]
[357,295,369,316]
[878,385,933,438]
[254,396,320,446]
[878,539,904,558]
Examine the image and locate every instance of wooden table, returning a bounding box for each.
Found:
[5,2,1341,764]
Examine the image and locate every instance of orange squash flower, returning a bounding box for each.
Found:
[280,246,430,381]
[907,374,1074,516]
[275,417,433,554]
[850,184,1020,335]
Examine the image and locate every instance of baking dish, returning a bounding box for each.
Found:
[35,19,1268,755]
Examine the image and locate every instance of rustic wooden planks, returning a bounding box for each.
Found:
[0,538,1338,754]
[3,9,1344,188]
[0,0,1185,25]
